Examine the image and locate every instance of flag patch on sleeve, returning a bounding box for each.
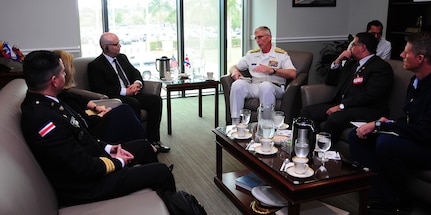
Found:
[39,121,56,137]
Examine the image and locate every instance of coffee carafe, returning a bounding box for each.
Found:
[291,117,316,160]
[155,56,170,79]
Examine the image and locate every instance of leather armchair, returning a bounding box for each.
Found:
[72,57,162,123]
[300,59,431,213]
[221,50,313,125]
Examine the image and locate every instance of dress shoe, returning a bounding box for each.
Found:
[168,164,174,172]
[152,142,170,153]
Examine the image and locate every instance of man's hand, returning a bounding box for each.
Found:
[326,105,342,115]
[356,121,376,139]
[126,83,141,96]
[253,64,272,74]
[230,71,242,80]
[334,50,352,65]
[97,107,112,117]
[110,144,134,164]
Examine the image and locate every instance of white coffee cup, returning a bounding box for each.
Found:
[206,72,214,80]
[292,156,309,174]
[260,138,273,152]
[236,123,247,137]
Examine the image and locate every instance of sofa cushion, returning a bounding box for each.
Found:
[0,79,59,215]
[59,189,169,215]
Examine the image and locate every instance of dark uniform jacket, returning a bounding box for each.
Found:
[327,55,394,113]
[87,53,143,98]
[381,74,431,144]
[21,92,122,204]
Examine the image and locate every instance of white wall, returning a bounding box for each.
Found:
[0,0,81,55]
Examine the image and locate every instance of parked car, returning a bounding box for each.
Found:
[131,59,159,80]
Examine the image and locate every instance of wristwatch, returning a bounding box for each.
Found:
[272,68,277,75]
[339,103,345,110]
[375,120,382,130]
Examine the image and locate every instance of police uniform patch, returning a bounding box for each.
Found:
[268,58,279,67]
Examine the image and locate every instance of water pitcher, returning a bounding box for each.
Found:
[256,103,275,141]
[291,117,316,160]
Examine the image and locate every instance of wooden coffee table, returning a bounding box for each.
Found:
[213,126,376,215]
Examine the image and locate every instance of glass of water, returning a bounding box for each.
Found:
[240,109,251,125]
[273,111,285,129]
[261,120,275,138]
[294,138,309,158]
[316,132,331,162]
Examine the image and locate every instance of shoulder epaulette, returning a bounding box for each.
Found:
[274,48,286,54]
[250,49,261,53]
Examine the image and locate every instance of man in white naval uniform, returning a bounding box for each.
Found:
[228,26,297,123]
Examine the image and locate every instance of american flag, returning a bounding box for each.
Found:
[170,55,178,68]
[184,54,191,68]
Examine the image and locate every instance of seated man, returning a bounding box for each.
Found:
[349,32,431,214]
[300,32,394,142]
[229,26,297,123]
[87,32,169,153]
[20,50,176,206]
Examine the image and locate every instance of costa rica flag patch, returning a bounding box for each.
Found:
[39,121,56,137]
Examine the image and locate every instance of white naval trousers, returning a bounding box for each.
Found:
[229,79,284,119]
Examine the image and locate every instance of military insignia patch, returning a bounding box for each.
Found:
[70,116,80,128]
[268,58,279,67]
[39,121,56,137]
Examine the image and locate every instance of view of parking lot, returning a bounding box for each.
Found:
[78,0,243,84]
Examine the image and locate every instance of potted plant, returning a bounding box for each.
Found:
[315,34,353,76]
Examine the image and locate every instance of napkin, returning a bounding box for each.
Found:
[321,151,341,160]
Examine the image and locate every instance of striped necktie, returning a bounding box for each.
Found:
[113,58,130,86]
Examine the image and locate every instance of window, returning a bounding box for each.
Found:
[78,0,243,95]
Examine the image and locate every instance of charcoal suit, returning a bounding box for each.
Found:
[300,55,394,141]
[87,53,162,142]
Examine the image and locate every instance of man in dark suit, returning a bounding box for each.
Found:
[87,32,169,152]
[20,50,176,206]
[300,32,394,142]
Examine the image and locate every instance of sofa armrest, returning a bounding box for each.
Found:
[220,74,234,124]
[91,99,122,109]
[300,84,337,107]
[143,80,162,96]
[68,88,109,100]
[281,72,308,124]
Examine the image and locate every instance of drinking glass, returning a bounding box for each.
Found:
[240,109,251,125]
[273,111,285,129]
[294,138,309,157]
[316,132,331,162]
[261,120,275,138]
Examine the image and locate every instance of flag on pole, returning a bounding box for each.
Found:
[170,55,178,68]
[184,54,191,68]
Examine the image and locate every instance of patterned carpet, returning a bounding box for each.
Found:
[157,93,360,215]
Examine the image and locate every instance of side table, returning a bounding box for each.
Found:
[163,79,219,135]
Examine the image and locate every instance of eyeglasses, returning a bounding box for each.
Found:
[254,35,268,40]
[368,32,382,36]
[105,42,121,46]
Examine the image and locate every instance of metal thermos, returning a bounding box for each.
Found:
[155,56,170,79]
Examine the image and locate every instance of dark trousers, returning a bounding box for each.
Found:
[349,131,431,203]
[300,103,382,142]
[117,93,162,142]
[91,104,147,143]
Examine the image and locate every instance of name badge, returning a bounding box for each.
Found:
[353,76,363,85]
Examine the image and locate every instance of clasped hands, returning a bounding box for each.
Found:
[126,83,142,96]
[355,117,391,139]
[110,144,134,165]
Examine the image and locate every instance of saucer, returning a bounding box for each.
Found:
[286,166,314,178]
[276,123,289,130]
[230,131,252,139]
[255,146,278,155]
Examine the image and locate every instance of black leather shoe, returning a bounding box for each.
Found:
[168,164,174,172]
[367,201,412,215]
[152,142,170,153]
